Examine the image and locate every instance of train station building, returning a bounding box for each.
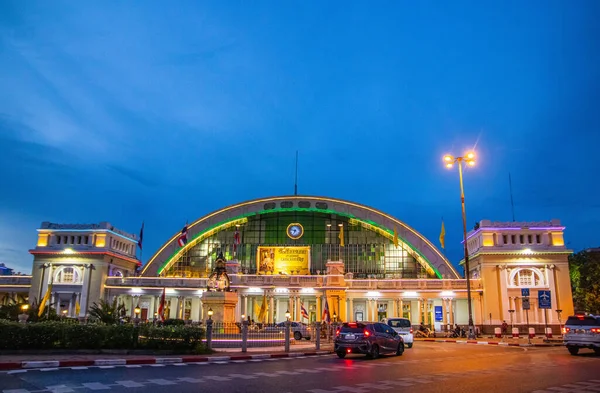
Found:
[0,195,575,332]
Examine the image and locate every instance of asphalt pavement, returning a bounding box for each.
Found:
[1,342,599,393]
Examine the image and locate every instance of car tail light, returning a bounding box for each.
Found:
[347,348,351,353]
[364,329,371,337]
[591,328,600,334]
[335,328,341,337]
[562,327,570,334]
[410,327,413,334]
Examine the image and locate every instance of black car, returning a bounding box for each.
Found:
[334,322,404,359]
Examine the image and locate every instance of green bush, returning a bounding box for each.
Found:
[0,320,206,352]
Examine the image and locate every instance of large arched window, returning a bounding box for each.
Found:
[54,266,82,284]
[509,268,544,287]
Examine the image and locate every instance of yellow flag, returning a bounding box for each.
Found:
[258,295,267,322]
[393,226,399,248]
[439,220,446,249]
[75,300,81,316]
[38,284,52,317]
[339,225,345,247]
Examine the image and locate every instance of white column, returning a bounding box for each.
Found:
[399,299,404,319]
[244,295,248,317]
[288,297,293,321]
[519,298,525,325]
[498,266,510,320]
[388,300,394,318]
[199,296,204,320]
[417,299,422,324]
[169,297,177,319]
[269,295,275,323]
[191,297,201,322]
[348,298,354,320]
[235,293,242,321]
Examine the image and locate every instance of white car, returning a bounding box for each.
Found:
[381,317,414,348]
[563,313,600,356]
[263,321,312,340]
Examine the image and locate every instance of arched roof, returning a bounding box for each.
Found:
[141,195,460,279]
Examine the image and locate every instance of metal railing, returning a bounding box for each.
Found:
[202,320,339,351]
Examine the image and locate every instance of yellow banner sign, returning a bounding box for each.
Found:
[257,246,311,275]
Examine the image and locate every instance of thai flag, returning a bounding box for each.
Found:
[322,299,330,323]
[177,224,188,247]
[233,229,240,251]
[301,303,309,320]
[157,287,166,321]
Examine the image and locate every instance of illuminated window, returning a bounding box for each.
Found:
[512,269,543,287]
[54,266,82,284]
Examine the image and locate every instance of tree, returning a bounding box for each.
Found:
[569,250,600,315]
[88,298,127,325]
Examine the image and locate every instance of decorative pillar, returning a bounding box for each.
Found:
[269,295,275,324]
[348,298,354,320]
[191,296,201,322]
[295,295,301,321]
[448,299,454,325]
[546,265,557,324]
[243,295,248,317]
[417,298,423,324]
[399,299,404,319]
[442,298,448,327]
[519,298,525,325]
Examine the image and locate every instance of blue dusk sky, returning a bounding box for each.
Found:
[1,1,599,274]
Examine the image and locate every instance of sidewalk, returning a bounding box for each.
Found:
[416,335,564,347]
[0,345,335,371]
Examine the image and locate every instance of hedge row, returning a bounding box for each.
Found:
[0,320,206,352]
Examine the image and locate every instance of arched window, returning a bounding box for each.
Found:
[510,268,543,287]
[54,266,82,284]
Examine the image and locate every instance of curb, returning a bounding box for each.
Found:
[0,350,333,371]
[421,339,563,348]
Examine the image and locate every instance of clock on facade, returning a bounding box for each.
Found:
[286,223,304,240]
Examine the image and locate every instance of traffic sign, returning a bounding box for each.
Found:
[538,290,552,309]
[522,297,531,310]
[521,288,530,297]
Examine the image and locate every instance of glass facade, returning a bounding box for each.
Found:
[163,211,433,279]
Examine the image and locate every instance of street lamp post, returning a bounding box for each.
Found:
[443,151,477,339]
[284,310,291,352]
[134,306,141,326]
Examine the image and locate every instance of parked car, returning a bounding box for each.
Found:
[381,317,414,348]
[563,313,600,356]
[334,322,404,359]
[263,321,312,340]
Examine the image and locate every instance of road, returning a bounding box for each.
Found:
[1,343,599,393]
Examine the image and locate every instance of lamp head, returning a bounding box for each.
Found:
[285,310,291,320]
[208,308,214,317]
[134,306,141,315]
[21,304,29,311]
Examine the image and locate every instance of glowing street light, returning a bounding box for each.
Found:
[208,308,214,320]
[442,151,477,339]
[285,310,291,321]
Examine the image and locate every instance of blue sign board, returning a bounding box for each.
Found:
[521,288,530,297]
[538,290,552,309]
[434,306,443,322]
